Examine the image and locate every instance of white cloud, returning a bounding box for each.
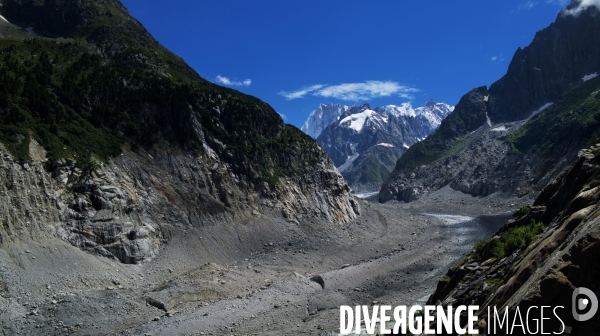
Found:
[545,0,569,6]
[279,84,326,100]
[279,81,419,102]
[216,75,252,87]
[518,0,539,10]
[278,113,288,121]
[562,0,600,15]
[491,55,505,62]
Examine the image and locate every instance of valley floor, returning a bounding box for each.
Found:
[0,188,532,336]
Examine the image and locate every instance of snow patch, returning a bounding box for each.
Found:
[424,214,476,225]
[0,15,8,23]
[403,143,409,149]
[528,102,553,119]
[337,152,360,173]
[533,67,541,71]
[353,192,378,199]
[485,112,492,127]
[376,143,395,148]
[339,109,376,133]
[583,73,598,82]
[382,103,416,117]
[491,126,507,132]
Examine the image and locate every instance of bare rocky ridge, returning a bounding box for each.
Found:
[381,74,600,204]
[379,119,573,203]
[487,1,600,122]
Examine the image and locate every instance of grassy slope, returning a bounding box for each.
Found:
[0,1,323,186]
[507,75,600,157]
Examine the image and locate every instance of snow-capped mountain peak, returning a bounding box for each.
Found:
[301,103,350,138]
[378,102,417,118]
[305,99,455,191]
[414,100,454,128]
[339,109,376,133]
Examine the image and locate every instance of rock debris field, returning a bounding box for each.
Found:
[0,187,529,335]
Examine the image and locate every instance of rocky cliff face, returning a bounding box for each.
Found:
[381,1,600,203]
[488,1,600,122]
[381,73,600,203]
[0,0,360,264]
[425,145,600,335]
[0,138,359,264]
[380,87,493,201]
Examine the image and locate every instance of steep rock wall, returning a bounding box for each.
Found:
[0,137,359,264]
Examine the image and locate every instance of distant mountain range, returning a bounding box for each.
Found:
[302,100,454,191]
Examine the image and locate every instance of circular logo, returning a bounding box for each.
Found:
[572,287,598,322]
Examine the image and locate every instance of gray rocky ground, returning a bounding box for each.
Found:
[127,189,529,336]
[0,184,532,335]
[0,136,537,336]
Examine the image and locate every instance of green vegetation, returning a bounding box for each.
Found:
[0,38,205,164]
[589,133,599,146]
[248,124,323,185]
[0,39,124,163]
[0,0,331,189]
[393,139,444,169]
[355,153,397,184]
[489,220,545,259]
[473,239,486,254]
[514,206,531,219]
[484,277,503,287]
[0,37,316,186]
[507,76,600,158]
[451,256,469,271]
[395,76,600,174]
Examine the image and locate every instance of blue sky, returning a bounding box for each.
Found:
[121,0,571,129]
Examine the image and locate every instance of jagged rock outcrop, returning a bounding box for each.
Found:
[425,146,600,335]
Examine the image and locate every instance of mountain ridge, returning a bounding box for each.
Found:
[381,2,600,203]
[307,100,453,191]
